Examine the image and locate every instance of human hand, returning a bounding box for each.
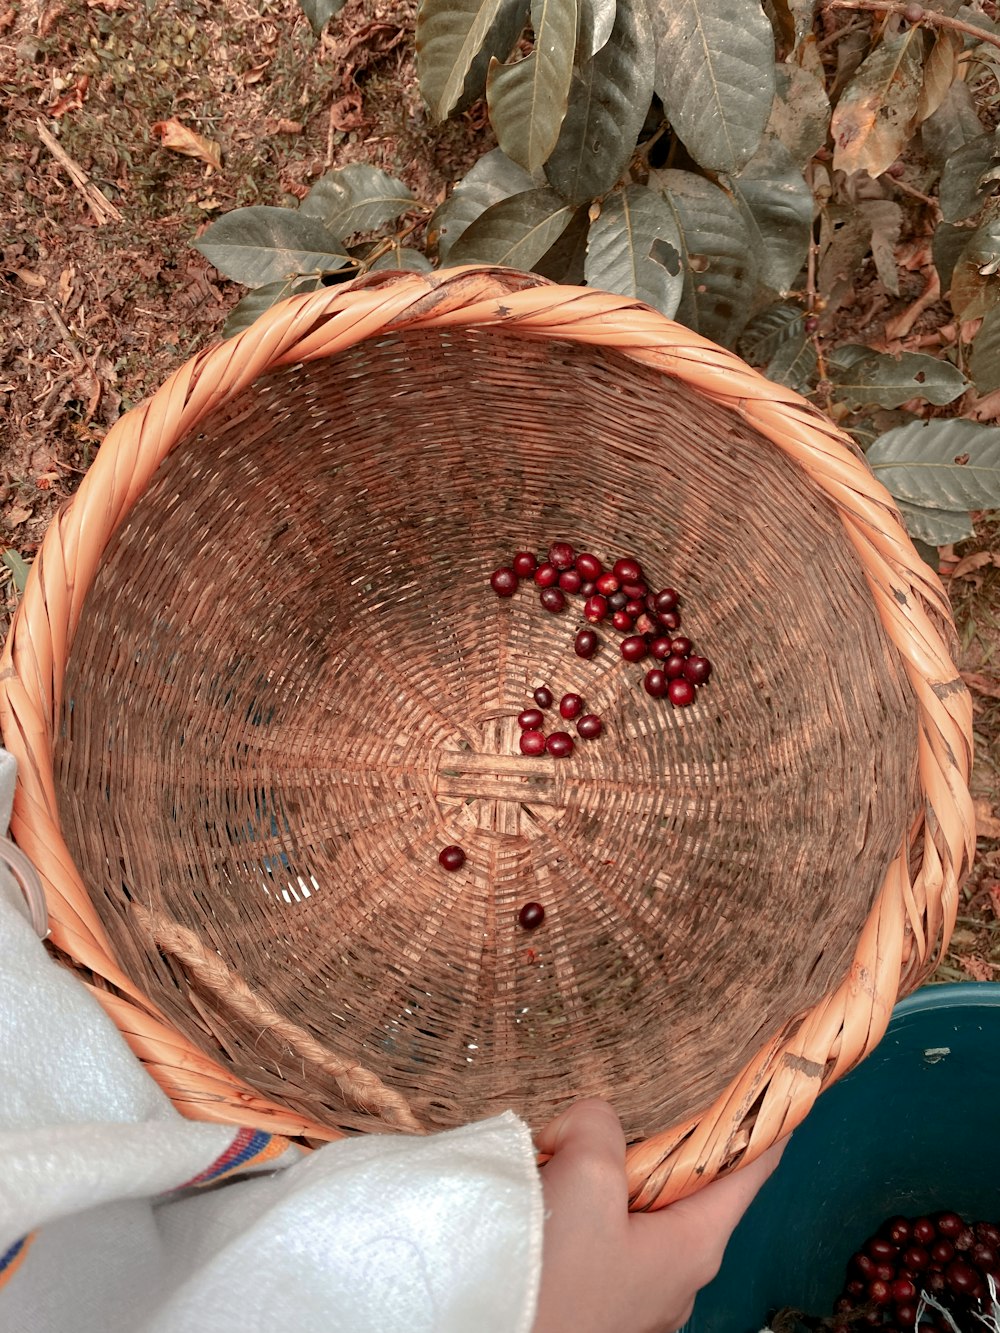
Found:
[532,1098,788,1333]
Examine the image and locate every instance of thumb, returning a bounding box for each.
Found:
[535,1099,628,1208]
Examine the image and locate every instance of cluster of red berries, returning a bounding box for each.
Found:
[516,687,602,759]
[832,1212,1000,1331]
[489,542,713,711]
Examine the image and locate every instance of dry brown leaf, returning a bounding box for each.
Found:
[243,63,270,86]
[977,798,1000,840]
[12,269,45,290]
[964,671,1000,700]
[954,954,995,981]
[6,507,32,526]
[951,551,1000,579]
[831,27,924,178]
[328,91,365,132]
[38,3,66,37]
[274,118,302,135]
[989,884,1000,919]
[150,119,222,171]
[0,7,16,33]
[49,75,90,119]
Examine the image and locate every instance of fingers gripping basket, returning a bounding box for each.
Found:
[0,267,975,1208]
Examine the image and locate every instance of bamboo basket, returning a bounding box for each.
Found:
[0,267,975,1209]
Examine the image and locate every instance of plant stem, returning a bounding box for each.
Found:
[822,0,1000,57]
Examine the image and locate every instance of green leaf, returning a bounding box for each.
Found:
[932,219,972,292]
[726,135,811,294]
[416,0,505,121]
[650,167,758,345]
[737,301,805,365]
[194,208,351,288]
[223,277,326,340]
[1,548,30,595]
[767,62,831,169]
[938,129,1000,223]
[970,306,1000,395]
[950,208,1000,322]
[584,184,684,316]
[649,0,776,174]
[867,419,1000,510]
[764,330,817,393]
[920,79,985,173]
[454,0,529,111]
[829,347,967,409]
[429,149,536,262]
[299,165,416,238]
[577,0,616,58]
[369,247,435,273]
[895,502,975,547]
[915,29,961,127]
[830,27,924,178]
[544,0,654,205]
[446,186,576,267]
[533,204,591,283]
[487,0,580,173]
[296,0,346,34]
[862,199,903,298]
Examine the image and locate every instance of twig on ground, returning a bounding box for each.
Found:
[35,118,123,225]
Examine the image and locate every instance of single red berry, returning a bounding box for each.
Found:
[612,610,634,632]
[607,590,628,612]
[901,1245,929,1272]
[654,588,679,614]
[559,693,583,719]
[534,562,559,588]
[579,580,596,597]
[929,1239,954,1265]
[621,635,648,662]
[945,1259,978,1296]
[540,587,566,613]
[903,2,923,23]
[868,1279,891,1306]
[518,708,544,730]
[576,714,603,739]
[664,653,687,679]
[975,1222,1000,1248]
[625,598,645,619]
[845,1277,866,1296]
[866,1237,897,1263]
[683,655,712,685]
[546,731,574,757]
[575,552,602,581]
[559,568,583,594]
[595,572,620,595]
[659,609,681,631]
[936,1213,964,1239]
[533,686,553,709]
[439,845,466,871]
[670,636,693,657]
[873,1261,894,1283]
[668,678,695,707]
[912,1218,936,1246]
[518,901,545,930]
[548,541,576,570]
[512,551,537,577]
[490,567,518,596]
[644,669,668,698]
[621,581,648,601]
[575,628,599,659]
[895,1303,917,1328]
[650,635,673,660]
[584,594,608,623]
[519,730,546,756]
[971,1241,997,1270]
[890,1277,916,1304]
[612,557,643,583]
[804,315,820,334]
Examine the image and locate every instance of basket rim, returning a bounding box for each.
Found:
[0,265,975,1208]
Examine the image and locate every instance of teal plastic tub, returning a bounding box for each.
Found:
[688,982,1000,1333]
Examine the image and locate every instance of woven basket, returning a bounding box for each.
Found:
[0,267,975,1209]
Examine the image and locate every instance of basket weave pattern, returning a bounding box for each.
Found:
[0,268,975,1208]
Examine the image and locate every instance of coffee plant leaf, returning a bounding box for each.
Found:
[300,165,416,237]
[584,183,684,316]
[970,305,1000,395]
[195,208,351,287]
[1,549,30,595]
[533,204,591,283]
[429,148,536,262]
[921,79,985,173]
[764,329,817,392]
[737,301,805,365]
[895,501,975,547]
[768,62,831,169]
[369,247,435,273]
[831,26,924,178]
[949,209,1000,322]
[487,0,579,173]
[222,276,325,339]
[915,29,961,126]
[296,0,346,34]
[726,135,812,294]
[861,199,903,298]
[938,129,1000,224]
[867,419,1000,510]
[932,219,972,292]
[545,0,654,205]
[454,0,529,109]
[446,186,576,266]
[651,167,759,345]
[829,347,967,409]
[649,0,775,174]
[577,0,616,58]
[416,0,505,121]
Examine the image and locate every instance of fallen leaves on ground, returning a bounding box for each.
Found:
[151,119,222,171]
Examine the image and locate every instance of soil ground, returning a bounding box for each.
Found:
[1,0,999,979]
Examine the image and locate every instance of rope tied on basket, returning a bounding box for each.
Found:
[133,906,423,1134]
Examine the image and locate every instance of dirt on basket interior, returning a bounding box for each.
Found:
[2,0,999,1002]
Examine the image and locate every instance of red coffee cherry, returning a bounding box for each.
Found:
[490,567,518,596]
[559,569,583,594]
[534,562,559,587]
[519,730,546,756]
[620,635,648,662]
[644,669,668,698]
[439,845,466,871]
[612,557,643,583]
[518,901,545,929]
[512,551,537,577]
[575,714,603,739]
[683,656,712,685]
[574,552,602,581]
[584,594,608,623]
[668,679,695,707]
[546,731,574,758]
[548,541,576,570]
[540,587,566,613]
[574,629,599,658]
[595,572,620,595]
[533,686,553,709]
[518,708,544,730]
[559,693,583,720]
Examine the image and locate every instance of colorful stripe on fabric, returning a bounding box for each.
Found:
[0,1233,35,1292]
[181,1127,290,1188]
